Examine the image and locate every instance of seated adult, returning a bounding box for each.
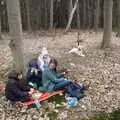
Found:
[27,60,42,89]
[39,58,72,92]
[5,70,30,102]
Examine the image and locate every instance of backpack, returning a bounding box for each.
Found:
[66,83,85,100]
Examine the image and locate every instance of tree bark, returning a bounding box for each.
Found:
[69,0,73,16]
[50,0,53,29]
[94,0,100,29]
[76,2,80,28]
[101,0,113,48]
[87,0,91,28]
[25,0,31,31]
[44,0,48,29]
[0,2,1,38]
[36,4,41,30]
[83,0,86,28]
[65,0,79,32]
[6,0,25,73]
[0,12,2,39]
[116,0,120,37]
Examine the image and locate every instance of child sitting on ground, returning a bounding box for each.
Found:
[39,58,72,92]
[27,60,42,89]
[5,70,31,102]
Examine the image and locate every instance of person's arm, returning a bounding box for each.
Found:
[37,70,42,79]
[9,82,28,98]
[27,70,37,81]
[27,70,33,78]
[57,69,70,78]
[57,72,65,78]
[46,70,64,83]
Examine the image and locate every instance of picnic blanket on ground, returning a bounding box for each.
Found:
[0,88,63,106]
[17,90,64,106]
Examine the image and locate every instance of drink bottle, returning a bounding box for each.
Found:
[34,99,41,109]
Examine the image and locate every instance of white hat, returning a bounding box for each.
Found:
[41,47,49,57]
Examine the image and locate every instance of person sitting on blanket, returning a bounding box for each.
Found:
[5,70,31,102]
[39,58,72,92]
[27,60,42,89]
[37,47,51,71]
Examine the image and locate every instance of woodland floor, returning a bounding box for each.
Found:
[0,29,120,120]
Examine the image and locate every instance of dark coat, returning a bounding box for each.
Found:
[27,70,42,88]
[5,79,29,102]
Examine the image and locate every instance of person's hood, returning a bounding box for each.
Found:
[30,61,38,69]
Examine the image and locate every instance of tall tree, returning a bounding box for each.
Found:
[94,0,100,29]
[87,0,91,28]
[36,3,42,30]
[6,0,25,73]
[0,11,2,39]
[44,0,48,29]
[76,1,80,28]
[83,0,87,28]
[116,0,120,37]
[0,0,4,39]
[25,0,31,31]
[101,0,113,48]
[65,0,79,32]
[68,0,73,16]
[50,0,53,29]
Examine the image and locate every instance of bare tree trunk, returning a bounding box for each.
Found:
[50,0,53,29]
[116,0,120,37]
[2,10,6,31]
[94,0,100,29]
[87,0,90,28]
[65,0,79,32]
[25,0,31,31]
[101,0,113,48]
[0,13,2,39]
[67,0,73,29]
[83,0,86,28]
[44,0,48,29]
[7,0,25,73]
[76,2,80,28]
[36,4,41,30]
[69,0,73,16]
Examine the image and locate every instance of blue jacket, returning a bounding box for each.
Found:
[39,67,65,92]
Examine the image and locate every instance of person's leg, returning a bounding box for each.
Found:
[53,80,72,91]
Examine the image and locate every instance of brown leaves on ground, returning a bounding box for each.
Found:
[0,30,120,119]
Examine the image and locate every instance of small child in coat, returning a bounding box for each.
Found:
[5,70,30,102]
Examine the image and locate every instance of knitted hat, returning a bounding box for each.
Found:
[29,60,38,69]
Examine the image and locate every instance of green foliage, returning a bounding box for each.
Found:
[48,93,65,104]
[0,69,9,76]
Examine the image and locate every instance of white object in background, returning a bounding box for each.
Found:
[69,45,85,57]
